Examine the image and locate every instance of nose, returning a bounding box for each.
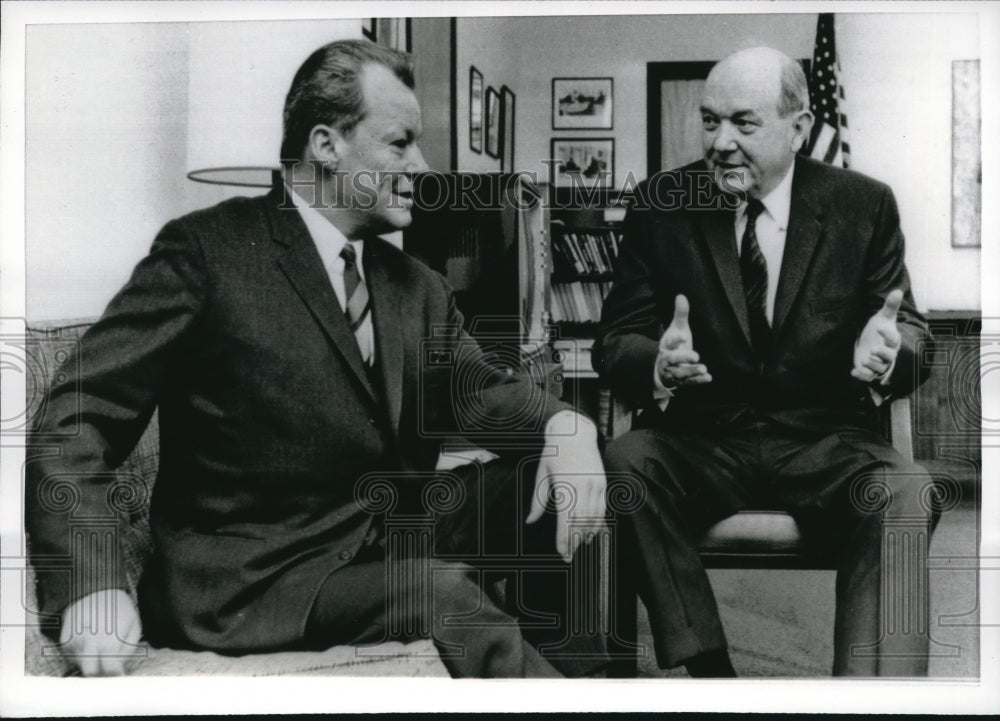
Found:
[406,144,429,173]
[712,121,738,154]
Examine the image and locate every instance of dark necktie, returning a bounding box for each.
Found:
[340,243,372,362]
[740,199,770,357]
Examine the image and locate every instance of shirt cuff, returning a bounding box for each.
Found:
[652,363,674,412]
[869,355,897,406]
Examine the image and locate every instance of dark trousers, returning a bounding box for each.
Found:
[603,414,935,676]
[305,456,608,678]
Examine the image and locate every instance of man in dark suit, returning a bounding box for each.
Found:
[595,47,934,676]
[26,39,607,678]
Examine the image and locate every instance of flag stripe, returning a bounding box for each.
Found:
[806,13,850,169]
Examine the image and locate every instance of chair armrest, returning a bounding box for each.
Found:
[889,397,914,463]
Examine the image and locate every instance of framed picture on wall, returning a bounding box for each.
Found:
[367,18,411,52]
[500,85,515,172]
[952,59,981,248]
[486,86,501,159]
[552,77,613,130]
[469,66,483,153]
[550,138,614,188]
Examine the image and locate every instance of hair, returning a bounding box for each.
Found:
[280,38,415,163]
[777,55,810,117]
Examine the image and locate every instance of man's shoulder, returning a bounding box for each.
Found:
[171,191,274,232]
[628,160,728,215]
[794,156,893,200]
[633,160,711,195]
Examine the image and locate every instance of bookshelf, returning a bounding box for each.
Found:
[545,187,628,371]
[544,186,631,438]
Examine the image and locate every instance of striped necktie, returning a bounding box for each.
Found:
[739,198,770,357]
[340,243,372,363]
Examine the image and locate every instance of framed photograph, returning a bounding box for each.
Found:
[485,86,501,159]
[500,85,515,172]
[550,138,614,188]
[362,18,376,41]
[366,18,411,52]
[469,66,483,154]
[552,77,613,130]
[952,59,981,247]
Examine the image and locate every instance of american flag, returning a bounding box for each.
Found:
[806,13,850,168]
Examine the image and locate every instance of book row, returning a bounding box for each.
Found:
[550,281,612,324]
[551,229,623,277]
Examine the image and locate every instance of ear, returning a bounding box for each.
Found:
[790,109,814,153]
[306,124,345,167]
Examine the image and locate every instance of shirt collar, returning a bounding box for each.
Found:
[740,162,795,230]
[287,185,356,257]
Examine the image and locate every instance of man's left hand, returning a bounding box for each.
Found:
[852,289,903,384]
[527,411,607,562]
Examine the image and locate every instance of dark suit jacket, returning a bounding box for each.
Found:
[594,156,931,433]
[26,186,570,652]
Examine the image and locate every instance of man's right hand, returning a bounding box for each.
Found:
[655,294,712,389]
[60,589,143,676]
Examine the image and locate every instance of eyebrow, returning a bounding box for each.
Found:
[699,107,760,121]
[379,125,420,142]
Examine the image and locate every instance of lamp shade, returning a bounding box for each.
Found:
[186,20,361,186]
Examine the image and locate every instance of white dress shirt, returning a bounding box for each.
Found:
[288,188,375,364]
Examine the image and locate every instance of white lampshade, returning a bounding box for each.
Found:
[186,20,361,186]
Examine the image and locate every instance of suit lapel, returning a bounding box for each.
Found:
[365,240,404,436]
[772,158,825,335]
[700,209,753,349]
[265,189,378,404]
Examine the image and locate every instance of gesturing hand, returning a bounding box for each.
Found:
[59,589,143,676]
[527,411,607,562]
[655,294,712,389]
[852,289,903,384]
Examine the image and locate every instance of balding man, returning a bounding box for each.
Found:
[596,47,935,676]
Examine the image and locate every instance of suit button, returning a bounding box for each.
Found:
[369,417,378,426]
[339,550,353,561]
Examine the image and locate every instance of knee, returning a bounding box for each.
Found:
[603,430,658,474]
[847,461,936,523]
[603,431,669,525]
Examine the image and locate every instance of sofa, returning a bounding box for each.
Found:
[23,319,448,677]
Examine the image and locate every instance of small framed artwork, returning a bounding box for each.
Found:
[552,77,613,130]
[362,18,377,41]
[367,18,411,52]
[486,86,501,159]
[550,138,614,188]
[500,85,515,172]
[469,67,483,154]
[951,59,981,248]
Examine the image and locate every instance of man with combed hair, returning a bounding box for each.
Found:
[596,47,935,676]
[27,38,607,678]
